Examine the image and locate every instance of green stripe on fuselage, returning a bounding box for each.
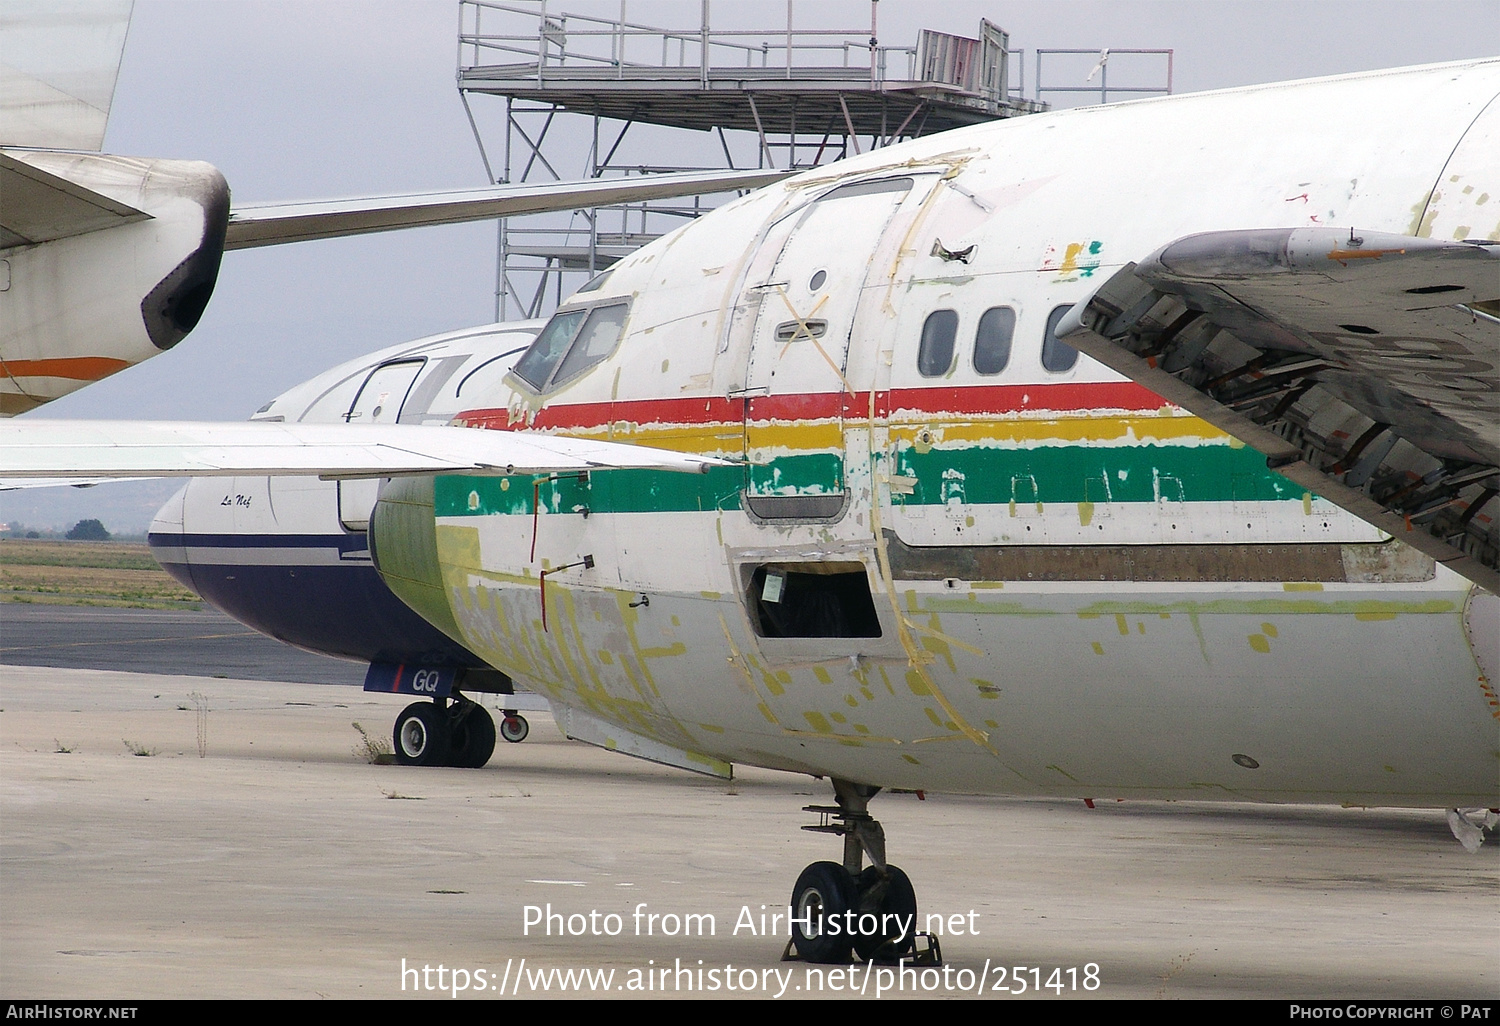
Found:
[433,441,1299,517]
[892,442,1299,506]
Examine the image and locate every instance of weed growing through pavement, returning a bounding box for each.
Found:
[189,692,209,758]
[352,721,393,765]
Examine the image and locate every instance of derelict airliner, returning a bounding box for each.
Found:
[2,59,1496,965]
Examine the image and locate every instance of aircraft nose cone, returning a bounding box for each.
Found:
[370,475,470,651]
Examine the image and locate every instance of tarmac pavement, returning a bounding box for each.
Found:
[1,664,1496,1000]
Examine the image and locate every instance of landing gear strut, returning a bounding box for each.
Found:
[392,696,497,768]
[786,780,937,965]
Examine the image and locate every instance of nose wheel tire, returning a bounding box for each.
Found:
[500,713,530,744]
[393,701,451,766]
[790,861,858,964]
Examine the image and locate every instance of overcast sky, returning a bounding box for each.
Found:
[6,0,1497,531]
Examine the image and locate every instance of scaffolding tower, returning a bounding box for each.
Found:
[455,2,1167,320]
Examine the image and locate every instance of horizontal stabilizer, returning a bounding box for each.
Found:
[0,421,728,479]
[0,151,149,248]
[224,168,791,250]
[1061,227,1499,594]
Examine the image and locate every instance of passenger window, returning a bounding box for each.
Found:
[917,309,959,377]
[973,306,1015,375]
[1041,305,1080,373]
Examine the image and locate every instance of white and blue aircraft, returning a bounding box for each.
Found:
[147,322,546,768]
[3,59,1496,965]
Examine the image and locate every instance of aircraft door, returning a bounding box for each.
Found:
[338,359,424,531]
[741,178,913,517]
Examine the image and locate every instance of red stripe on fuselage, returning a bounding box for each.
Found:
[456,381,1166,431]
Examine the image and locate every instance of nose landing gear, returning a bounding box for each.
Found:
[786,780,938,966]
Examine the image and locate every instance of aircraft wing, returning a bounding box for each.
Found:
[0,151,150,248]
[0,0,132,151]
[1058,227,1499,594]
[0,421,725,479]
[224,168,792,250]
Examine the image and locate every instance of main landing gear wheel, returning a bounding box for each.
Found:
[499,713,530,744]
[787,780,938,966]
[852,864,917,962]
[448,702,496,769]
[393,701,450,767]
[790,861,858,964]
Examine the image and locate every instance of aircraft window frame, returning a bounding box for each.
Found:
[298,370,374,424]
[455,346,531,397]
[575,268,613,293]
[397,355,470,423]
[755,175,920,242]
[552,303,631,386]
[1041,304,1081,373]
[512,309,586,391]
[511,301,631,393]
[917,309,960,378]
[973,306,1016,375]
[816,177,914,203]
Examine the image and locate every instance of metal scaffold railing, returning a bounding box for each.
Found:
[454,1,1166,321]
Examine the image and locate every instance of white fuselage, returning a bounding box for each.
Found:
[372,61,1498,806]
[149,324,537,665]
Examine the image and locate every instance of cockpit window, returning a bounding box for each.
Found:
[575,268,613,293]
[512,309,585,390]
[512,303,629,393]
[553,304,629,384]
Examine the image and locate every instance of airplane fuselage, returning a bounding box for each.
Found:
[376,61,1498,805]
[150,323,539,667]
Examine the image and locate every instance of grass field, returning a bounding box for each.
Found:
[0,539,203,609]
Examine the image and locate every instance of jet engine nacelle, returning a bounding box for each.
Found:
[0,151,229,414]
